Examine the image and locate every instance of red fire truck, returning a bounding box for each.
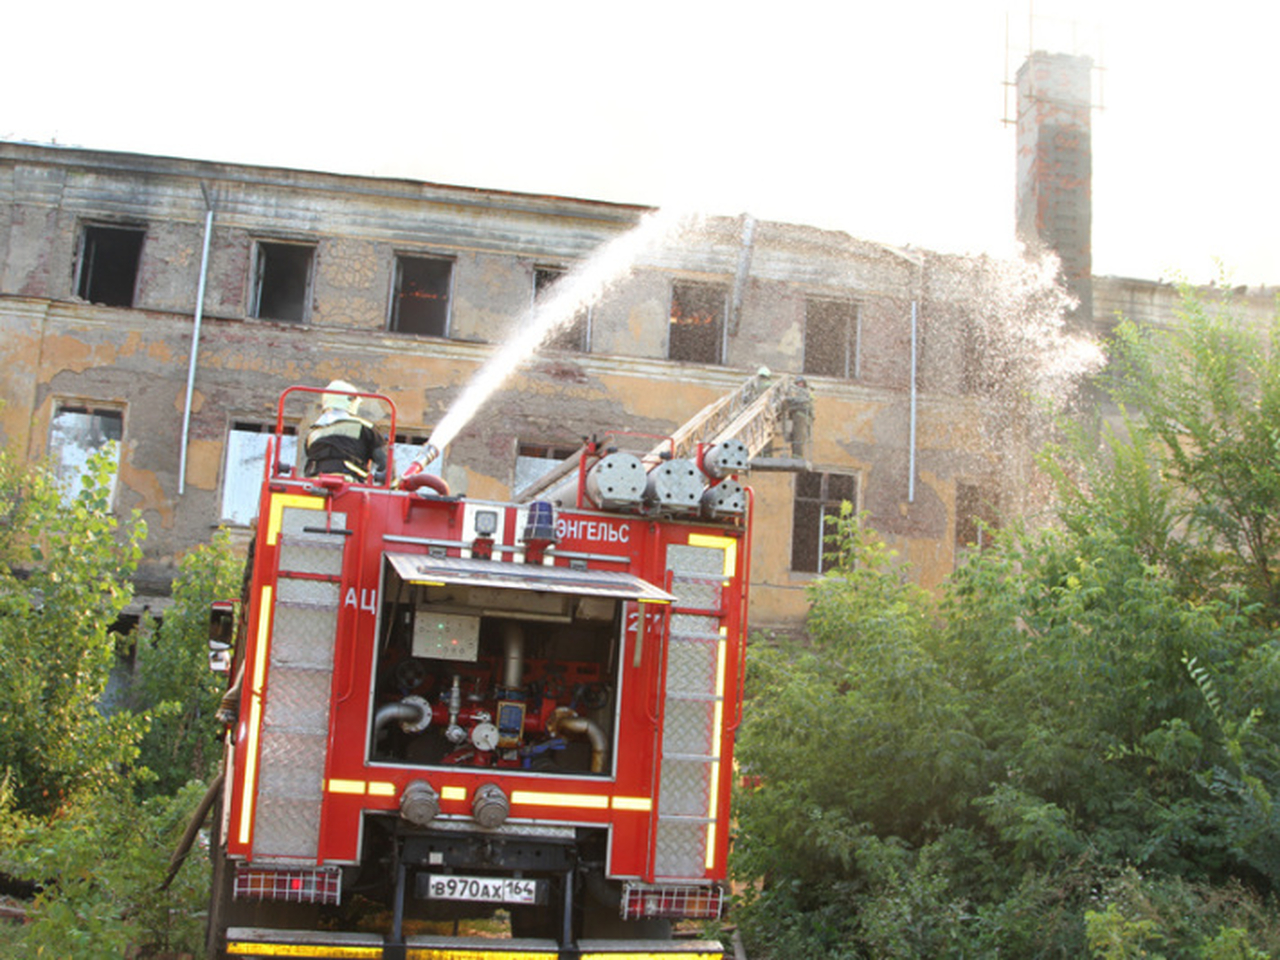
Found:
[205,377,809,959]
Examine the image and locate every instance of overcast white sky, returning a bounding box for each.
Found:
[4,1,1276,287]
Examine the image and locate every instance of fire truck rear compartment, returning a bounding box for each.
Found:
[370,558,623,776]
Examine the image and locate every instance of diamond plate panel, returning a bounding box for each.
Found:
[662,698,716,756]
[278,540,345,576]
[271,604,338,670]
[667,544,726,579]
[670,576,723,611]
[258,732,326,800]
[280,508,347,538]
[276,577,341,607]
[669,614,720,641]
[666,638,717,695]
[659,758,712,816]
[653,820,708,879]
[263,667,333,734]
[253,796,321,859]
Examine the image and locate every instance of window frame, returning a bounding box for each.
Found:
[48,402,125,506]
[532,266,591,352]
[955,481,999,555]
[668,280,728,366]
[790,469,859,574]
[75,222,146,308]
[220,422,299,526]
[250,239,316,323]
[389,254,455,337]
[803,297,861,379]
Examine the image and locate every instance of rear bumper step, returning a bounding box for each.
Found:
[224,927,725,959]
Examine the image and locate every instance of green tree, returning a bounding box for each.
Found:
[0,446,147,816]
[130,529,243,796]
[1101,285,1280,618]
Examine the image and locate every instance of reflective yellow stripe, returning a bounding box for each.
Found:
[409,950,559,960]
[687,532,736,578]
[511,790,610,810]
[226,942,383,958]
[440,785,467,801]
[266,493,325,547]
[328,779,366,795]
[226,938,714,959]
[328,780,398,797]
[611,796,653,811]
[238,585,274,845]
[706,633,728,869]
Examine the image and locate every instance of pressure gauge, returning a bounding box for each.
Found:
[471,722,500,752]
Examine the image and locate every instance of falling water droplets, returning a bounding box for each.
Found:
[423,207,699,461]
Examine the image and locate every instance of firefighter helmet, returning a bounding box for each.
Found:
[322,379,361,415]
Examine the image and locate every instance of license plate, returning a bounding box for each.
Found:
[423,874,540,905]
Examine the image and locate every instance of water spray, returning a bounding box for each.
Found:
[403,207,698,480]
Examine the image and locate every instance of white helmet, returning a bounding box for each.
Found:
[322,379,361,415]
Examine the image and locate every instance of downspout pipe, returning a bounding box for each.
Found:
[909,299,918,503]
[179,187,214,496]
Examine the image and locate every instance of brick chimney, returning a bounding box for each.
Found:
[1016,51,1093,324]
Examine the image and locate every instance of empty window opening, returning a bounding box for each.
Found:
[804,299,860,379]
[515,441,580,496]
[668,282,727,365]
[49,405,123,505]
[791,470,857,573]
[955,482,999,554]
[534,267,589,352]
[252,242,315,323]
[391,256,453,336]
[221,422,298,525]
[76,224,145,307]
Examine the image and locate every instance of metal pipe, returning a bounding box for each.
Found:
[909,300,918,503]
[374,699,427,736]
[549,708,607,773]
[179,195,214,496]
[501,621,524,690]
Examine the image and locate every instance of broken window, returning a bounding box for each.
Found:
[668,282,727,365]
[391,256,453,336]
[515,441,580,497]
[804,298,859,378]
[955,481,999,556]
[76,224,145,307]
[533,267,589,352]
[251,241,315,323]
[791,470,857,573]
[221,423,298,525]
[48,405,123,505]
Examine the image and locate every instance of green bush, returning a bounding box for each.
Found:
[731,286,1280,959]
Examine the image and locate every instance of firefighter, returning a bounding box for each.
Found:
[303,380,387,482]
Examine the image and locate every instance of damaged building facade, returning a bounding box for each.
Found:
[1,137,1273,631]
